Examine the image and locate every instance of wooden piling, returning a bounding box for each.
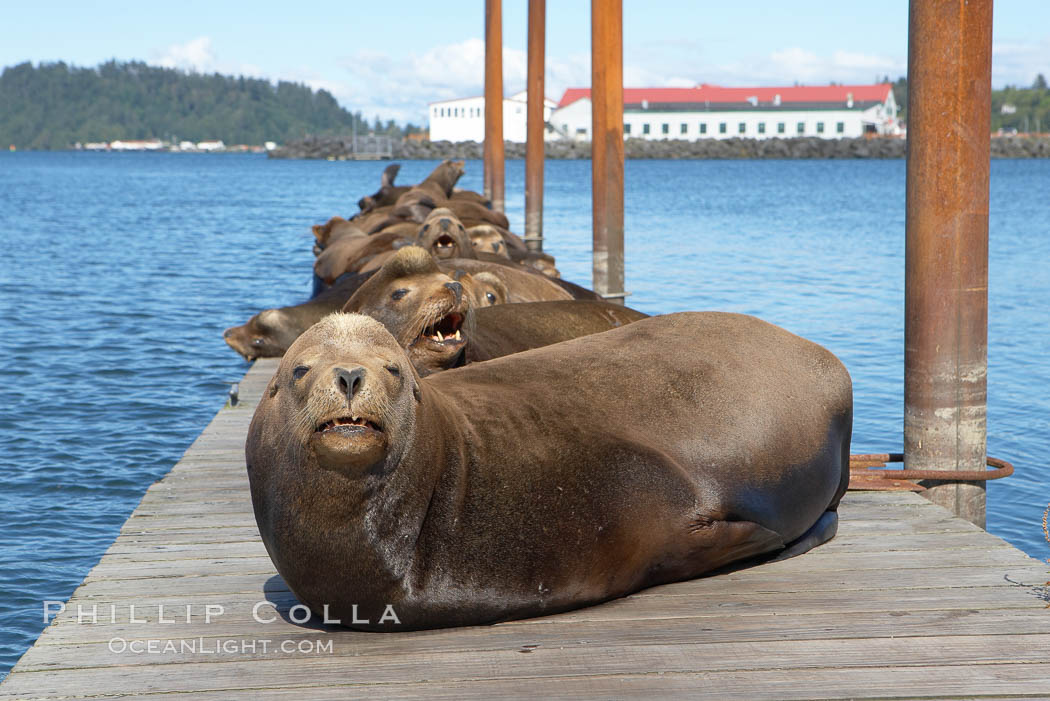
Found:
[484,0,505,213]
[524,0,546,252]
[904,0,993,527]
[590,0,625,304]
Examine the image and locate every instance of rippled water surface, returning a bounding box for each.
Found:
[1,153,1048,678]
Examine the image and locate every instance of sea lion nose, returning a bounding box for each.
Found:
[444,281,463,305]
[334,367,366,401]
[439,218,451,229]
[491,242,500,252]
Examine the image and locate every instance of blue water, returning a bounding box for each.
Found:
[1,153,1048,679]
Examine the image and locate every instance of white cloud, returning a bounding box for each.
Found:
[704,47,904,86]
[156,37,216,73]
[992,37,1050,87]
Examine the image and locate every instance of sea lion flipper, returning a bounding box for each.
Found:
[771,510,839,562]
[382,164,400,188]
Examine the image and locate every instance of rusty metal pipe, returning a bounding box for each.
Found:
[590,0,625,305]
[524,0,545,252]
[904,0,993,527]
[484,0,505,212]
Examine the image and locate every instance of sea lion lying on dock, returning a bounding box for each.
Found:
[343,248,621,375]
[246,312,853,630]
[314,231,409,284]
[223,272,375,361]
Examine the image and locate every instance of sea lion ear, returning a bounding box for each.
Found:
[413,383,422,403]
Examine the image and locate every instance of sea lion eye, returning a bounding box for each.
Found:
[292,365,310,380]
[486,292,496,303]
[386,365,400,378]
[422,224,430,232]
[252,338,263,346]
[391,288,409,301]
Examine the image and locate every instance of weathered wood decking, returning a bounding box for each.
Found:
[3,359,1050,699]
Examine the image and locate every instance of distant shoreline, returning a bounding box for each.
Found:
[266,135,1050,160]
[8,135,1049,159]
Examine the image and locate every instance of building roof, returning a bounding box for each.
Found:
[556,84,893,110]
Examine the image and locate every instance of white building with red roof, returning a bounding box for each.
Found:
[428,90,557,143]
[550,83,899,141]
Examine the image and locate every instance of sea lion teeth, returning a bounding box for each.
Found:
[436,330,444,341]
[454,329,461,340]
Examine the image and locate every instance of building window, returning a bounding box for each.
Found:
[719,122,727,134]
[700,123,707,134]
[624,123,631,135]
[797,121,805,134]
[738,122,746,134]
[758,122,766,134]
[661,123,669,134]
[576,127,587,136]
[817,122,825,133]
[777,122,785,134]
[680,123,687,135]
[837,121,845,133]
[643,123,650,135]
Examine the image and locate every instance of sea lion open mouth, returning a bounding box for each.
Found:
[420,312,465,346]
[435,234,456,250]
[316,416,383,435]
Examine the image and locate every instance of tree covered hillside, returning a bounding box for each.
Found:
[0,60,375,149]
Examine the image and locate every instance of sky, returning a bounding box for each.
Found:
[4,1,1049,125]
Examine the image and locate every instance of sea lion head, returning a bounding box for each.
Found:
[467,225,509,258]
[462,270,508,307]
[251,313,420,479]
[343,247,471,375]
[224,308,298,361]
[416,207,472,260]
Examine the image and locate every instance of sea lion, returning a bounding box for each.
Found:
[416,207,472,259]
[436,258,577,301]
[467,224,511,258]
[392,160,465,222]
[344,247,549,375]
[246,312,853,630]
[358,164,412,213]
[464,300,647,363]
[312,216,366,253]
[224,272,375,361]
[314,231,409,284]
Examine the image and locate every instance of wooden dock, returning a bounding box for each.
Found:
[3,359,1050,699]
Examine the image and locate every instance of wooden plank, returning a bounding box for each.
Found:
[4,638,1050,699]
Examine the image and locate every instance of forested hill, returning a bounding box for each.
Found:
[0,60,373,149]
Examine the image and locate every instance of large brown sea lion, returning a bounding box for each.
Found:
[349,252,644,374]
[246,312,853,630]
[346,248,629,375]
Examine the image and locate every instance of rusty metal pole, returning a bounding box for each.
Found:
[484,0,505,213]
[591,0,625,304]
[524,0,546,252]
[904,0,993,527]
